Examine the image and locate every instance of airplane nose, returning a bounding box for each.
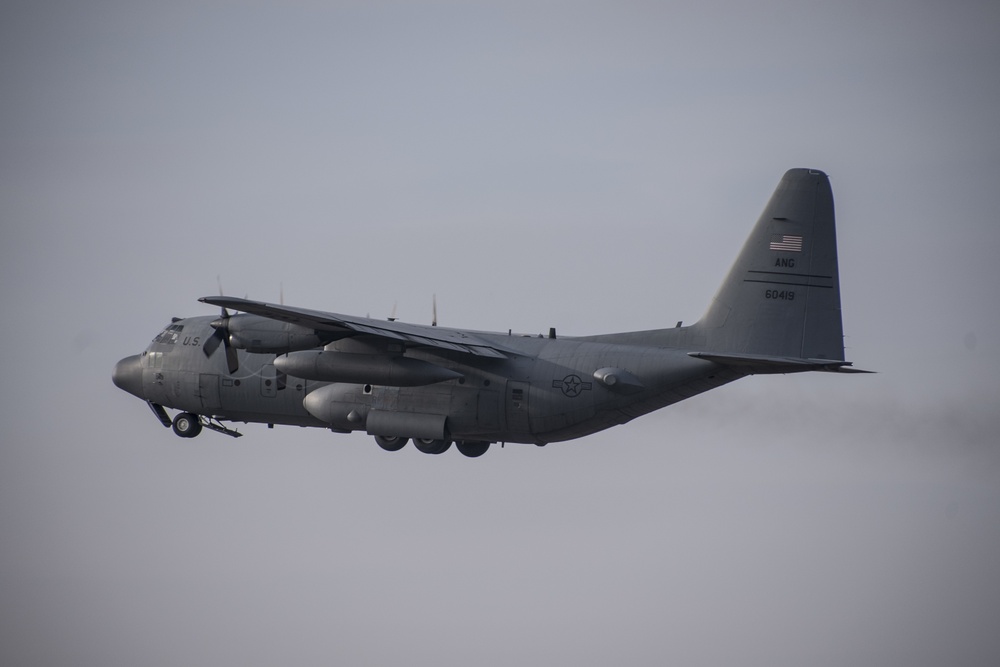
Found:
[112,355,145,399]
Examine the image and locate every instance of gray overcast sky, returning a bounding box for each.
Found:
[2,1,999,665]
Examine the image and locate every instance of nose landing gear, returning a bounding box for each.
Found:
[171,412,202,438]
[167,412,242,438]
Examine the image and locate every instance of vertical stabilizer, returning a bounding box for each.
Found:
[694,168,844,361]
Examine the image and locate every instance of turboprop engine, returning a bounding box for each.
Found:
[275,350,463,386]
[215,314,335,353]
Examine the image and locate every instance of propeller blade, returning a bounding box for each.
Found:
[432,294,437,327]
[216,275,231,318]
[203,328,224,357]
[225,344,239,375]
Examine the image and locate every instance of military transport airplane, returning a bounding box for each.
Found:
[113,168,868,457]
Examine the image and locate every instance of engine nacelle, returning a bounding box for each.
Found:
[275,350,462,386]
[221,314,334,353]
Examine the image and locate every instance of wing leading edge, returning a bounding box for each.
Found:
[199,296,509,358]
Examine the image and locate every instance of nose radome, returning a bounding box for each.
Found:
[112,355,145,399]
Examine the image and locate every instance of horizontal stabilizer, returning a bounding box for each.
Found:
[688,351,873,374]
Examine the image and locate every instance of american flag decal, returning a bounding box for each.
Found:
[769,234,803,252]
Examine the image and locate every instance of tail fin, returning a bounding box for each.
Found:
[694,168,845,362]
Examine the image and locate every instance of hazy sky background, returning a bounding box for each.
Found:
[2,1,999,665]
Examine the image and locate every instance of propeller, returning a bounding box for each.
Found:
[432,294,437,327]
[202,277,240,374]
[204,315,240,374]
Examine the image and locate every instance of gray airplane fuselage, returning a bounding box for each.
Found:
[114,314,743,445]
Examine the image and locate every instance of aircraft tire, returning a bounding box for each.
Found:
[374,435,408,452]
[456,441,490,458]
[172,412,202,438]
[413,438,451,455]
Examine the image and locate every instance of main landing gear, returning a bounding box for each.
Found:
[413,438,452,455]
[455,441,490,458]
[374,435,408,452]
[373,436,491,458]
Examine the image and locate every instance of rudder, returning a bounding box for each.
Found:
[694,168,845,362]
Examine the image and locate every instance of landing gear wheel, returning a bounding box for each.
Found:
[456,441,490,458]
[413,438,452,455]
[374,435,408,452]
[172,412,203,438]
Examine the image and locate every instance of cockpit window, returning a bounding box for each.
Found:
[152,323,184,344]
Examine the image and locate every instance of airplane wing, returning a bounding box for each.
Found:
[199,296,510,358]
